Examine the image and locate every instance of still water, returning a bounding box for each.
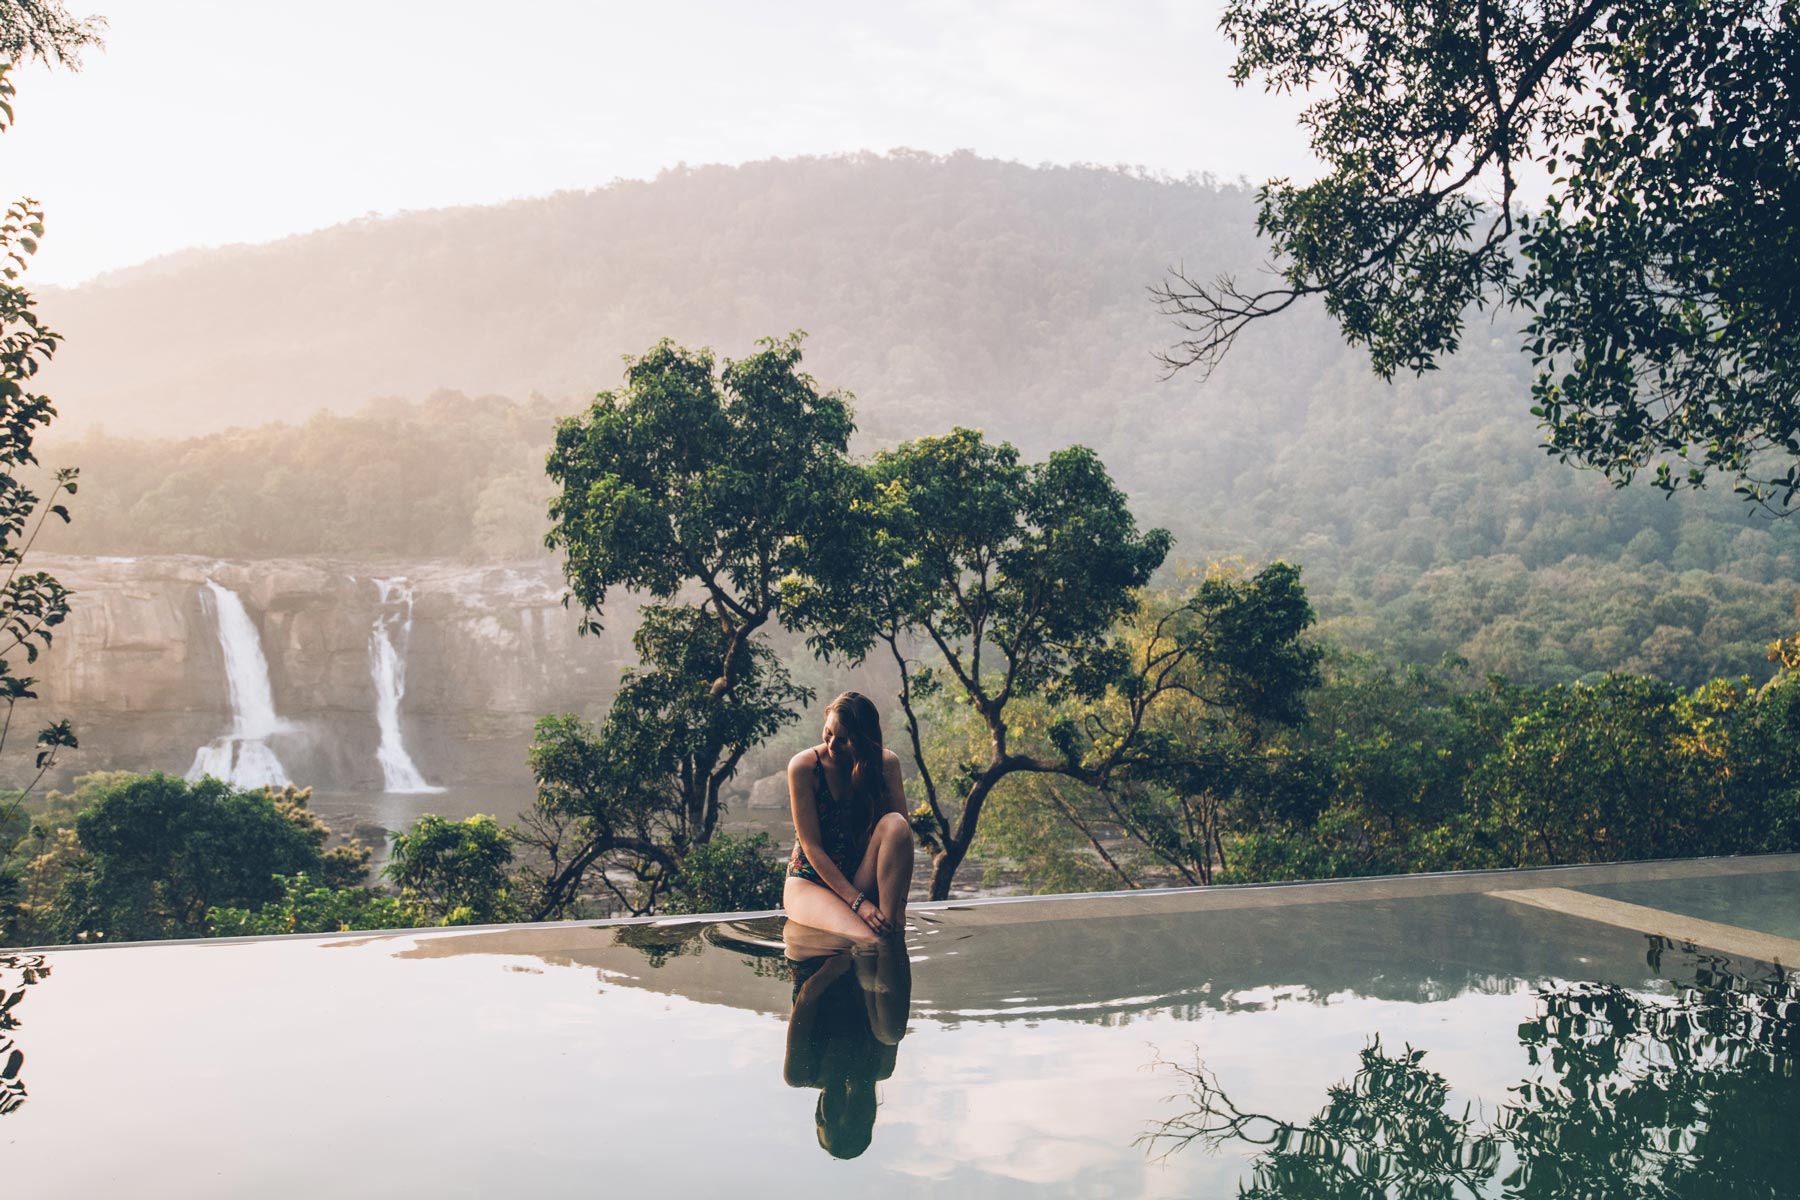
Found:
[3,856,1797,1196]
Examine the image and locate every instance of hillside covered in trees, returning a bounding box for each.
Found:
[33,152,1800,689]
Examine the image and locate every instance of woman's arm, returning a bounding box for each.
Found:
[789,755,862,906]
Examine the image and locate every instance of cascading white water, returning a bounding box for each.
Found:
[369,578,443,794]
[186,580,292,788]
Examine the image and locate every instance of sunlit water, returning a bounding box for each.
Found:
[4,857,1797,1196]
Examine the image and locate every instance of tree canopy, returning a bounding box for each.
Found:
[0,54,82,826]
[528,336,849,915]
[792,429,1324,899]
[56,774,344,942]
[0,0,102,68]
[1161,0,1800,506]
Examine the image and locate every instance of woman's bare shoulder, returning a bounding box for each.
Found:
[881,748,902,768]
[788,747,822,775]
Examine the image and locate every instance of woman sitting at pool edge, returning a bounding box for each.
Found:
[783,691,913,943]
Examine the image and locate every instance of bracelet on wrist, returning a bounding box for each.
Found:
[850,892,867,913]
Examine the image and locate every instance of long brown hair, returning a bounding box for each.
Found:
[826,691,885,841]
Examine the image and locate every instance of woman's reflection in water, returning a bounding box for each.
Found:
[782,920,913,1160]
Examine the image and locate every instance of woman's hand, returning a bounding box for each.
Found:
[855,898,892,936]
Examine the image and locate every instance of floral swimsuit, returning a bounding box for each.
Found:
[787,749,869,886]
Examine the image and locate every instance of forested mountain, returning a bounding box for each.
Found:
[32,152,1800,688]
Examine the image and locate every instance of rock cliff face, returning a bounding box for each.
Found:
[28,556,637,790]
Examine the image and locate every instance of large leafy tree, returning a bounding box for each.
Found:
[385,813,517,925]
[0,23,105,824]
[534,335,850,915]
[795,428,1198,899]
[1035,568,1324,888]
[53,774,330,942]
[520,608,806,917]
[1161,1,1800,506]
[0,6,106,927]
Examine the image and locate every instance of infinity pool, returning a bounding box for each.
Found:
[5,855,1798,1196]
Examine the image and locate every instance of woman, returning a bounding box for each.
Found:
[783,691,914,942]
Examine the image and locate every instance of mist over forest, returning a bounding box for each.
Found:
[31,151,1800,689]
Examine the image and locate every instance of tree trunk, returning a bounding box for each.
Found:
[928,845,964,901]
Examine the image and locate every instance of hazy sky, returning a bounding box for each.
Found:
[5,1,1321,284]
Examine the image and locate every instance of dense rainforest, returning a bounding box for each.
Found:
[32,155,1799,689]
[7,154,1800,940]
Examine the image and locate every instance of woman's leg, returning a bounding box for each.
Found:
[852,812,914,932]
[783,875,878,946]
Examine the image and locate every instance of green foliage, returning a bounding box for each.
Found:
[1228,657,1528,882]
[206,873,424,937]
[817,427,1172,672]
[606,606,812,804]
[3,773,501,944]
[52,773,327,942]
[0,2,104,68]
[263,783,373,889]
[1230,663,1800,887]
[0,59,80,819]
[1466,673,1794,867]
[658,831,785,916]
[386,813,516,926]
[1167,0,1800,506]
[545,333,854,633]
[42,387,1800,690]
[1325,555,1795,691]
[964,770,1121,896]
[1067,569,1325,884]
[0,771,111,944]
[520,609,809,917]
[791,426,1175,898]
[30,156,1800,690]
[44,393,561,560]
[0,950,48,1116]
[993,624,1800,894]
[526,336,849,917]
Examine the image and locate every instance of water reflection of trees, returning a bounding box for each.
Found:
[783,930,912,1160]
[0,954,49,1117]
[1143,957,1800,1197]
[610,917,795,980]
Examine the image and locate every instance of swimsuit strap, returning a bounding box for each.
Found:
[813,748,831,799]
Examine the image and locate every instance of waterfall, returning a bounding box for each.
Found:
[369,578,443,794]
[186,580,292,788]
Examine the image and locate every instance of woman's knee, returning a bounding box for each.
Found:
[876,810,912,844]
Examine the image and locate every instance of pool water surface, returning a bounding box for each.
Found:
[3,855,1797,1196]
